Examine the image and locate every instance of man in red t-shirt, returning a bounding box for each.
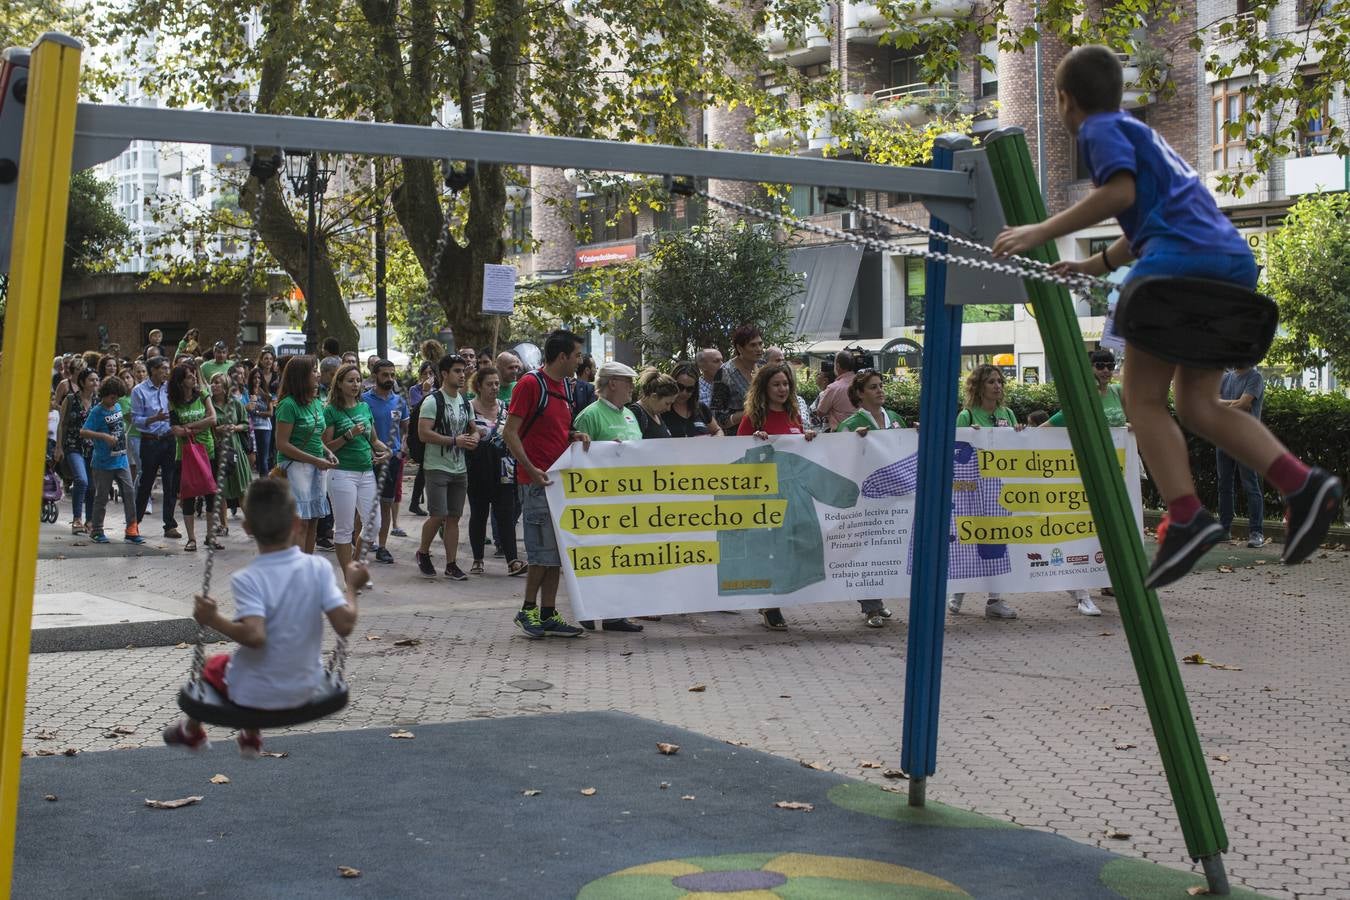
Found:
[502,330,592,639]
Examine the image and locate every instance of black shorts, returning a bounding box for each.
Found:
[377,456,404,502]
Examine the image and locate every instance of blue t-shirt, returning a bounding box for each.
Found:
[1220,368,1264,419]
[1078,111,1250,259]
[362,388,409,453]
[82,401,130,470]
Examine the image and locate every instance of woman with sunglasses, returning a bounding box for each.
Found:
[663,362,722,437]
[1043,349,1126,427]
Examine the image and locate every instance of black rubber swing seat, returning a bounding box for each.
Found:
[1114,275,1278,369]
[176,672,349,730]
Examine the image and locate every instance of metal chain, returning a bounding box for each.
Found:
[695,189,1110,295]
[842,200,1112,292]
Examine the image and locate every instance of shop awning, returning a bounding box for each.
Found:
[788,243,863,341]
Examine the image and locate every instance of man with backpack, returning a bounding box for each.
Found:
[414,353,479,581]
[501,330,591,639]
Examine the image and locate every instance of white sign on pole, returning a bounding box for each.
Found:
[482,263,517,315]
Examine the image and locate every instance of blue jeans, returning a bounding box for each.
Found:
[253,428,274,477]
[66,451,94,521]
[1216,449,1263,535]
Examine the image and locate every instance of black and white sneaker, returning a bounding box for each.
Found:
[415,551,437,579]
[445,562,468,581]
[374,547,395,564]
[1281,468,1344,566]
[1145,509,1224,590]
[316,537,336,552]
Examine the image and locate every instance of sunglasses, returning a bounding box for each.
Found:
[1093,362,1115,370]
[676,383,695,393]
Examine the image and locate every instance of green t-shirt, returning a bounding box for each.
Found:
[574,399,643,442]
[118,395,138,438]
[1047,383,1126,427]
[499,380,516,404]
[324,401,376,472]
[836,408,907,432]
[418,389,471,475]
[956,405,1018,428]
[171,391,214,461]
[199,360,233,383]
[276,395,327,461]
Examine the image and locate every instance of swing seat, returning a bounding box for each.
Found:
[176,671,349,730]
[1114,276,1278,369]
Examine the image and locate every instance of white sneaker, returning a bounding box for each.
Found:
[1077,596,1102,616]
[946,596,962,615]
[985,599,1018,619]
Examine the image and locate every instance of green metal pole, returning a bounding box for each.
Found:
[983,127,1230,893]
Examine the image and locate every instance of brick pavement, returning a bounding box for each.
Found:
[19,511,1350,899]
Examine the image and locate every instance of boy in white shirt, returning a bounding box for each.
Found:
[163,477,366,757]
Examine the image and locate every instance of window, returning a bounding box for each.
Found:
[508,204,532,254]
[1211,79,1257,169]
[1235,0,1252,15]
[890,53,922,89]
[902,256,925,328]
[579,192,637,244]
[979,39,999,98]
[788,184,823,218]
[1298,74,1333,154]
[1297,0,1331,24]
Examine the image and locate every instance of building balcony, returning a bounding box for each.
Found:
[1284,148,1347,196]
[843,0,976,43]
[762,2,832,66]
[871,81,969,125]
[754,105,835,152]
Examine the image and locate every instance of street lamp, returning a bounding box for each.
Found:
[284,150,334,355]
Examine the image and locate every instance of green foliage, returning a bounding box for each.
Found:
[635,218,800,361]
[64,170,132,280]
[1260,191,1350,374]
[382,239,439,355]
[824,103,975,168]
[1,0,89,51]
[511,264,639,345]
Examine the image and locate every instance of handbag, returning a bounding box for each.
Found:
[178,439,219,499]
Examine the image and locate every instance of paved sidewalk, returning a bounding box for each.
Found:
[19,511,1350,899]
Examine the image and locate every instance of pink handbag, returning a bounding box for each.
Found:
[178,439,218,499]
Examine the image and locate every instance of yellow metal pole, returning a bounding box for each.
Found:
[0,34,84,900]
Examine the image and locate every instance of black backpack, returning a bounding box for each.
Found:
[409,391,471,465]
[518,371,575,439]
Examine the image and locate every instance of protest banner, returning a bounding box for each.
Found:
[546,427,1143,621]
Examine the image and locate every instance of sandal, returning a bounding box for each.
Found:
[507,559,528,577]
[206,538,225,551]
[71,521,85,534]
[184,540,198,552]
[470,560,485,575]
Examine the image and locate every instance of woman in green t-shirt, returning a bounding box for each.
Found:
[1042,349,1127,428]
[275,355,339,553]
[167,364,220,552]
[949,364,1023,620]
[835,369,905,629]
[209,372,255,538]
[323,363,391,569]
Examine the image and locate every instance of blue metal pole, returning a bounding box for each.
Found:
[900,135,969,805]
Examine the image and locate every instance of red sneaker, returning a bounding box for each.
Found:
[236,729,263,759]
[162,721,210,752]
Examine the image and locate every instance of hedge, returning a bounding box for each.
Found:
[799,377,1350,512]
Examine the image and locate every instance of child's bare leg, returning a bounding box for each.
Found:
[1121,347,1195,502]
[1172,368,1285,473]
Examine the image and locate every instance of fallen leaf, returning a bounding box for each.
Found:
[43,795,57,802]
[656,742,680,755]
[860,760,883,769]
[62,748,79,757]
[724,739,750,747]
[1214,754,1230,763]
[259,751,289,758]
[175,642,190,649]
[579,788,597,796]
[659,782,670,790]
[33,730,56,741]
[365,635,382,641]
[1217,565,1234,574]
[1182,654,1208,665]
[1095,705,1112,711]
[1210,664,1243,671]
[687,684,707,692]
[33,749,56,757]
[619,651,633,657]
[145,796,203,810]
[774,801,815,811]
[1261,687,1274,693]
[1098,631,1113,637]
[337,866,361,879]
[680,795,695,801]
[799,760,829,771]
[393,638,421,647]
[389,730,415,740]
[1187,886,1211,895]
[522,789,542,797]
[209,774,231,784]
[778,694,791,699]
[882,769,905,779]
[1114,743,1137,750]
[1104,828,1131,839]
[880,785,904,794]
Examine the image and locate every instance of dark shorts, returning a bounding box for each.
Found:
[378,456,404,502]
[426,469,468,518]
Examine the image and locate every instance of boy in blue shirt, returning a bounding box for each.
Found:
[993,45,1341,588]
[80,377,145,545]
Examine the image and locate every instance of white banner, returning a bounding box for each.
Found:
[481,263,517,315]
[546,428,1143,621]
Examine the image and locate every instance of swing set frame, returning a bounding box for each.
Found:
[0,32,1236,898]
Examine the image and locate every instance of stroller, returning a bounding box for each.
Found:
[42,451,64,523]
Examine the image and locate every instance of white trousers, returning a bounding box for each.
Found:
[329,468,380,545]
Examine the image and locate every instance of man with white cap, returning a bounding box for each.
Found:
[571,359,644,633]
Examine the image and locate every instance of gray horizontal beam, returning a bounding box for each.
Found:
[74,104,975,200]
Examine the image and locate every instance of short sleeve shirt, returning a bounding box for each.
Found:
[1048,383,1126,427]
[1220,368,1264,419]
[83,402,130,470]
[837,408,906,431]
[574,400,643,442]
[362,389,409,452]
[507,372,573,484]
[276,395,327,461]
[171,392,214,460]
[956,406,1018,428]
[1077,111,1250,258]
[324,401,376,471]
[738,408,804,436]
[418,389,471,475]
